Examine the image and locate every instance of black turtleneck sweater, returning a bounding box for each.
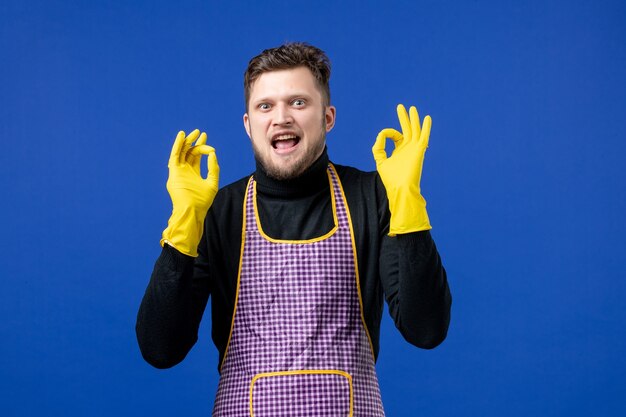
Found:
[136,149,451,370]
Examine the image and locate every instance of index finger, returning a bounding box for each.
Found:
[372,128,403,163]
[180,129,201,164]
[195,131,207,147]
[189,144,216,156]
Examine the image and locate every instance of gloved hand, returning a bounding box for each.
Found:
[161,129,219,257]
[372,104,432,236]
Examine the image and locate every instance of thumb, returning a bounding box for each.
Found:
[205,149,220,190]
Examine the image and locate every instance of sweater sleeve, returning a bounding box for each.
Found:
[135,239,211,369]
[376,177,452,349]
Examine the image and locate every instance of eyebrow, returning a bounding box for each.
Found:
[252,92,314,104]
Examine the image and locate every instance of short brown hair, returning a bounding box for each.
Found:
[244,42,331,109]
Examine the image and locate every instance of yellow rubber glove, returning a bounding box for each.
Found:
[161,129,219,257]
[372,104,432,236]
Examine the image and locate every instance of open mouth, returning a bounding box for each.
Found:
[271,134,301,150]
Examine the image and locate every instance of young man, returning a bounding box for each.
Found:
[137,42,451,416]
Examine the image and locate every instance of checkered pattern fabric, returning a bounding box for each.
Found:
[252,372,351,416]
[212,165,385,416]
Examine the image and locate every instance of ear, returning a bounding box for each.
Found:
[325,106,336,132]
[243,113,251,139]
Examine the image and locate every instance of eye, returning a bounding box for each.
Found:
[292,99,305,107]
[258,103,271,110]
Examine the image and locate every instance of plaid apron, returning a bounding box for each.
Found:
[212,164,385,416]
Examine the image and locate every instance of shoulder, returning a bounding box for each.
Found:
[203,175,251,247]
[331,162,389,233]
[333,163,376,186]
[331,163,386,202]
[207,174,251,222]
[213,175,251,206]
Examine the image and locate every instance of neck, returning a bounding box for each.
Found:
[254,148,330,198]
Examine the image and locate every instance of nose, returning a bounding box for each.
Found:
[273,103,293,126]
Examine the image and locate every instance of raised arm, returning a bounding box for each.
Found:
[136,130,219,368]
[374,105,451,348]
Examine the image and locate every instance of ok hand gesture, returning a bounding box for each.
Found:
[162,129,219,256]
[372,104,432,235]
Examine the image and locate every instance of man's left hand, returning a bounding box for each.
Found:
[372,104,432,236]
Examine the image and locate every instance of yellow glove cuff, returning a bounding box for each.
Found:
[387,186,431,236]
[160,206,206,257]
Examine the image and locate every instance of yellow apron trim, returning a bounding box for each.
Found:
[249,369,354,417]
[219,176,253,373]
[252,170,339,244]
[330,164,377,361]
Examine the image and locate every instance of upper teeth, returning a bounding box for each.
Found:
[274,134,296,140]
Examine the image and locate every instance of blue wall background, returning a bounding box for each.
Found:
[1,0,625,415]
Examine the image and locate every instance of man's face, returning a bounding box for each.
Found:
[243,66,336,180]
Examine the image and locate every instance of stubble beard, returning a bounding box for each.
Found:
[252,114,328,181]
[252,132,326,181]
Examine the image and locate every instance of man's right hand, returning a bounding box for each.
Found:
[161,129,219,257]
